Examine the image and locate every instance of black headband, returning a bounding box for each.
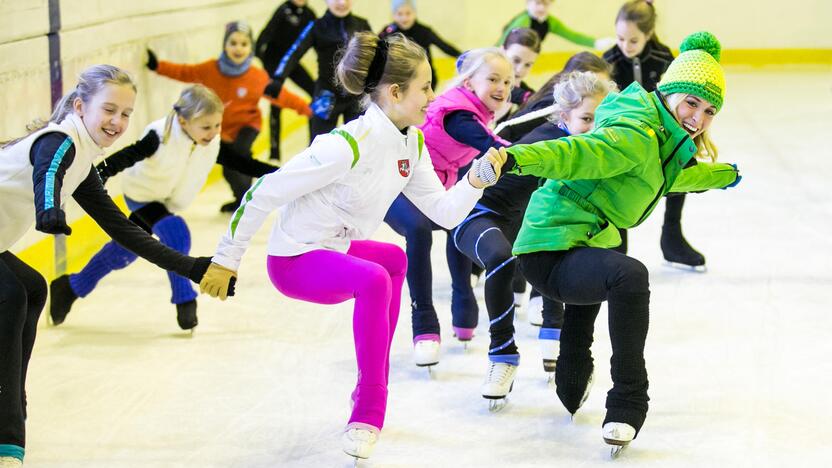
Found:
[363,39,390,93]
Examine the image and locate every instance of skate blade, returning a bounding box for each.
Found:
[486,397,509,412]
[664,261,707,273]
[546,372,555,385]
[605,441,629,459]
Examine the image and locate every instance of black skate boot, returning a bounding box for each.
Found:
[660,224,706,271]
[49,274,78,326]
[176,300,198,331]
[555,355,594,417]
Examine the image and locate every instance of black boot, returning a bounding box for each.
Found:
[176,300,198,330]
[49,274,78,326]
[555,355,594,415]
[660,224,705,267]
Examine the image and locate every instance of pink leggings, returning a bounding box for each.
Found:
[267,240,407,431]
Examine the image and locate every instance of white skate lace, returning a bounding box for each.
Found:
[487,362,514,385]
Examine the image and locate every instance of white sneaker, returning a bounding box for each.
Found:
[0,457,23,467]
[413,339,440,367]
[539,335,559,373]
[527,295,543,326]
[602,422,636,445]
[342,426,379,459]
[481,361,518,399]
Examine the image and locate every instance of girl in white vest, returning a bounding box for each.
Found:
[0,65,215,467]
[198,32,505,461]
[49,85,276,332]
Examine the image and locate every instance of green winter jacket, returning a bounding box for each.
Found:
[498,12,595,47]
[510,83,739,255]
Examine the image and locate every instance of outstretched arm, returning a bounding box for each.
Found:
[547,16,595,47]
[669,162,740,193]
[96,131,160,184]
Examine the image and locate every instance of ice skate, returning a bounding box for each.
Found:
[452,326,475,349]
[526,295,543,326]
[49,274,78,326]
[176,300,198,333]
[413,338,440,372]
[481,361,518,412]
[661,224,706,272]
[603,422,636,459]
[538,328,560,382]
[0,457,23,467]
[342,425,379,461]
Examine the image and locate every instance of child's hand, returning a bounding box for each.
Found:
[722,163,742,189]
[263,80,283,98]
[199,262,238,300]
[146,49,158,71]
[467,147,508,189]
[36,207,72,235]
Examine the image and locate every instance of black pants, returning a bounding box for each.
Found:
[268,67,315,162]
[0,251,47,449]
[453,213,520,359]
[308,93,362,142]
[519,248,650,432]
[221,126,260,203]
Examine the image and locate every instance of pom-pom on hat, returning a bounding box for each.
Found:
[658,31,726,111]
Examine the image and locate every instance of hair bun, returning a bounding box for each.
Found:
[679,31,721,62]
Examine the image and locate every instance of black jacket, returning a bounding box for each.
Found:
[256,0,317,74]
[273,10,371,95]
[603,40,674,92]
[379,21,460,86]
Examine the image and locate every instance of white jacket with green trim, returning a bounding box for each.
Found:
[212,103,484,270]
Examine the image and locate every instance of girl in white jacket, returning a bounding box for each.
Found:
[198,32,506,460]
[49,85,276,331]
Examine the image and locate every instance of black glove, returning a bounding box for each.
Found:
[146,49,158,71]
[263,79,283,98]
[188,256,236,296]
[96,131,161,183]
[36,207,72,235]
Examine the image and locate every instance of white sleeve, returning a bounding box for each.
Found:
[401,147,484,230]
[212,134,354,270]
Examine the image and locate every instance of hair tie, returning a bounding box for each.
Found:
[363,39,390,93]
[455,50,470,72]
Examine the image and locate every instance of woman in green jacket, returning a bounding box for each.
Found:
[491,32,741,453]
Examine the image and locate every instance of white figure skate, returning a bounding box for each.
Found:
[481,361,518,412]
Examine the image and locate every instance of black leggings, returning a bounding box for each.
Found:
[453,213,520,359]
[519,248,650,432]
[0,251,47,449]
[221,126,260,203]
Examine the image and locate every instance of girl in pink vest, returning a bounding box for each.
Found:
[384,47,513,367]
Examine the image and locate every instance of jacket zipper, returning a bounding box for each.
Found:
[634,137,686,226]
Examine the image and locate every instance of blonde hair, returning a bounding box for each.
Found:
[549,71,617,126]
[336,32,427,108]
[163,84,224,144]
[665,92,719,161]
[444,47,512,91]
[3,64,136,148]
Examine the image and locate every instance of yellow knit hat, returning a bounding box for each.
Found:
[658,32,726,111]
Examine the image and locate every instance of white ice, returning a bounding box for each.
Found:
[24,67,832,467]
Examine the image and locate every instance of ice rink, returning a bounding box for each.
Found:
[22,67,831,467]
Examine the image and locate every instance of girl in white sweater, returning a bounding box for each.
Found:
[199,32,505,460]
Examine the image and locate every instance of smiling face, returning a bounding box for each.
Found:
[615,20,651,59]
[672,94,717,139]
[74,83,136,148]
[464,57,514,112]
[393,4,416,30]
[224,31,252,65]
[179,112,222,146]
[384,59,435,129]
[560,94,602,135]
[327,0,353,17]
[504,43,538,84]
[527,0,552,21]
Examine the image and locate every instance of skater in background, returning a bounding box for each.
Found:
[452,71,615,408]
[384,47,513,367]
[256,0,317,161]
[198,32,505,460]
[501,31,740,452]
[494,27,541,123]
[499,0,614,51]
[147,20,311,213]
[49,85,278,332]
[603,0,707,269]
[268,0,372,141]
[379,0,461,90]
[0,65,216,468]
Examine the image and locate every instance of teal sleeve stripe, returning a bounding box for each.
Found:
[330,129,360,168]
[44,136,73,210]
[230,176,266,238]
[0,444,24,460]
